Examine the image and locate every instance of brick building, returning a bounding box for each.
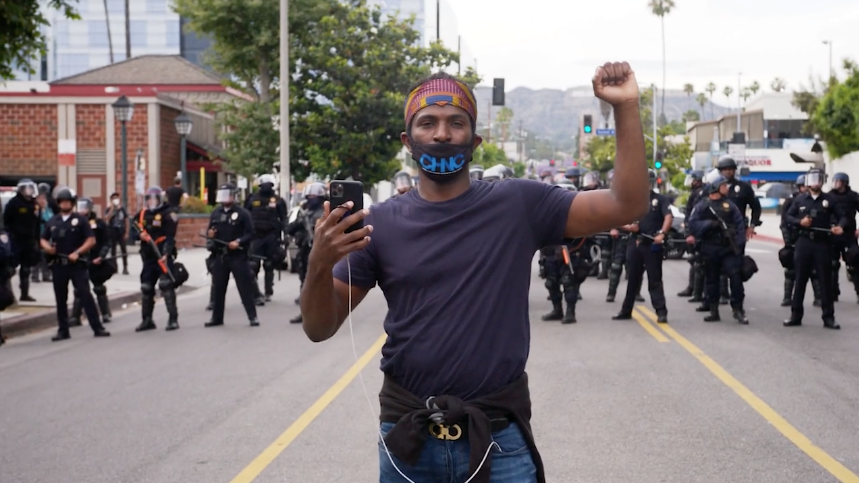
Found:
[0,55,247,216]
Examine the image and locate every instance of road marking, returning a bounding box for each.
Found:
[631,309,670,343]
[636,305,859,483]
[229,333,387,483]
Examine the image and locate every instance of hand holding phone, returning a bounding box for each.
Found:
[307,180,373,268]
[328,180,365,233]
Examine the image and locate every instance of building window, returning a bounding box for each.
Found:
[54,22,70,47]
[88,20,110,47]
[107,0,124,14]
[166,21,180,48]
[147,0,167,13]
[57,54,91,79]
[131,20,148,48]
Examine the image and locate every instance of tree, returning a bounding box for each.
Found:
[695,92,707,120]
[749,80,760,96]
[683,82,694,111]
[741,87,751,104]
[682,109,700,123]
[472,143,508,167]
[649,0,675,119]
[722,85,733,105]
[771,77,787,92]
[458,66,481,90]
[811,61,859,159]
[705,82,717,118]
[1,0,80,80]
[495,107,514,143]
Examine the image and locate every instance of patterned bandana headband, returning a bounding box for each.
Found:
[404,78,477,128]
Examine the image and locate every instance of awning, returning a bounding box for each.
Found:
[186,140,225,172]
[743,171,805,182]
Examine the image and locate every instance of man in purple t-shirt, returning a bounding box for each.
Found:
[300,62,648,483]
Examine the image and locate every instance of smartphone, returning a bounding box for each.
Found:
[329,180,364,233]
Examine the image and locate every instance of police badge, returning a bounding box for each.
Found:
[170,212,178,222]
[231,212,238,221]
[651,198,658,206]
[71,218,79,226]
[734,185,740,193]
[722,202,730,211]
[823,199,829,208]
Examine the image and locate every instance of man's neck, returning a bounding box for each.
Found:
[416,174,471,202]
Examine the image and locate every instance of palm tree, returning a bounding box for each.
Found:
[741,87,752,105]
[705,82,717,118]
[696,92,707,120]
[749,80,760,97]
[771,78,787,92]
[683,83,694,111]
[648,0,675,119]
[723,86,734,108]
[104,0,114,63]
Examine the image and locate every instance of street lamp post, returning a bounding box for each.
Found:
[822,40,833,80]
[279,0,291,206]
[111,95,134,210]
[173,113,193,193]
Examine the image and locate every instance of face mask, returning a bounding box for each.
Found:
[409,138,474,183]
[112,199,120,206]
[147,199,159,210]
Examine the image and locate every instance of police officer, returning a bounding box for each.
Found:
[612,170,671,323]
[39,187,110,341]
[716,156,762,304]
[3,179,41,302]
[483,165,506,183]
[133,186,180,332]
[565,167,583,189]
[784,168,847,329]
[246,174,288,304]
[678,170,705,301]
[205,183,260,327]
[68,197,114,326]
[687,175,749,324]
[828,172,859,303]
[286,182,326,323]
[780,175,823,306]
[605,168,644,303]
[469,165,484,181]
[393,171,414,195]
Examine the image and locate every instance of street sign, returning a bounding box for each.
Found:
[596,129,615,136]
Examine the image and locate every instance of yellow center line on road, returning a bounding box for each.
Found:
[635,305,859,483]
[631,309,671,343]
[229,333,387,483]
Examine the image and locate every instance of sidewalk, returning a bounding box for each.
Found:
[1,246,212,337]
[755,212,783,244]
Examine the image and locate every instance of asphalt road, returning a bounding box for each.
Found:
[2,239,859,483]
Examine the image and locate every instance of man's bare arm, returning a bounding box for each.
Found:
[565,62,649,239]
[300,262,370,342]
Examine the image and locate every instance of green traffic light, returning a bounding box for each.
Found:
[584,126,592,133]
[655,162,662,169]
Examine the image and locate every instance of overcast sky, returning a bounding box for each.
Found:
[450,0,859,106]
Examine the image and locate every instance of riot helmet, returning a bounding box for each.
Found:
[483,165,504,182]
[469,165,484,181]
[805,168,825,192]
[303,182,327,210]
[393,171,414,194]
[582,171,601,189]
[684,170,704,188]
[215,183,237,204]
[38,182,51,196]
[832,172,849,191]
[76,197,94,217]
[796,174,805,187]
[707,175,728,195]
[145,186,165,210]
[557,180,577,191]
[54,186,77,212]
[257,174,277,194]
[565,167,583,187]
[717,156,738,180]
[17,178,38,199]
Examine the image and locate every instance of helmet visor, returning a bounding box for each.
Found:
[215,189,234,203]
[394,175,413,190]
[76,200,90,214]
[583,172,600,187]
[806,171,824,188]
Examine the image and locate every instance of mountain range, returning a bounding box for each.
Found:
[472,85,734,142]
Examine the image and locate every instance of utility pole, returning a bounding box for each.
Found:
[486,98,491,144]
[652,85,657,164]
[279,0,291,204]
[436,0,440,42]
[457,35,461,75]
[737,72,742,133]
[823,40,833,80]
[124,0,130,59]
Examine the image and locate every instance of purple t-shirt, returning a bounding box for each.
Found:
[332,178,576,400]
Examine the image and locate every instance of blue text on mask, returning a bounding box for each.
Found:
[419,153,465,174]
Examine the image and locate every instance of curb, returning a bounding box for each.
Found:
[1,285,200,339]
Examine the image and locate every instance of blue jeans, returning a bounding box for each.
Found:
[378,421,538,483]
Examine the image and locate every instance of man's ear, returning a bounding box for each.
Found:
[471,134,483,150]
[400,132,411,153]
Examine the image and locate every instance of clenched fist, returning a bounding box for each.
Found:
[592,62,639,107]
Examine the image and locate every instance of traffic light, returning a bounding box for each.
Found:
[549,159,555,167]
[583,115,593,134]
[654,151,663,169]
[492,78,505,106]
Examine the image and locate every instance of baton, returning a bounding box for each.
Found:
[131,221,176,283]
[193,242,266,260]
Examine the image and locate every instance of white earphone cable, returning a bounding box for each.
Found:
[346,254,497,483]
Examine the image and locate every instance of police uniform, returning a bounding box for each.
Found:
[40,188,110,341]
[133,187,180,332]
[784,184,847,329]
[828,173,859,303]
[68,198,115,326]
[245,178,288,303]
[286,183,326,324]
[612,185,671,323]
[717,156,762,304]
[687,182,748,324]
[779,177,822,307]
[206,184,259,327]
[0,229,16,347]
[3,179,42,302]
[541,237,593,324]
[678,171,705,302]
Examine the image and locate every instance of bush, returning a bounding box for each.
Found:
[182,196,214,214]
